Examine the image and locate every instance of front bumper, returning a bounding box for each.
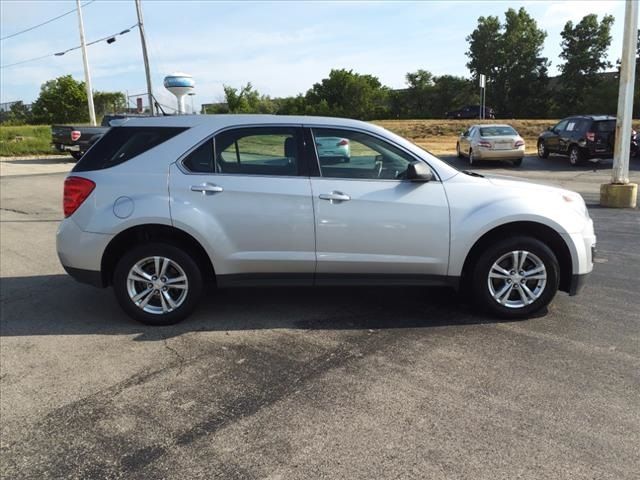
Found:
[62,265,104,287]
[568,272,590,296]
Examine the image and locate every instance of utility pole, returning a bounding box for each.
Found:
[76,0,96,125]
[135,0,154,116]
[600,0,638,208]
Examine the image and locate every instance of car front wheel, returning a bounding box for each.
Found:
[113,243,203,325]
[472,236,559,318]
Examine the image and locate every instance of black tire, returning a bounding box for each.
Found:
[512,158,523,167]
[471,236,559,319]
[568,145,584,166]
[70,151,83,161]
[537,140,549,159]
[456,143,463,158]
[343,156,351,163]
[113,243,203,325]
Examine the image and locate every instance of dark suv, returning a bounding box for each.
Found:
[537,115,616,166]
[445,105,495,120]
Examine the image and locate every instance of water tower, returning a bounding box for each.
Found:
[163,72,195,114]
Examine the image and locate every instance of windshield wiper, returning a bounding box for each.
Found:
[461,170,484,178]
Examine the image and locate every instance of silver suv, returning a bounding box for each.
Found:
[57,115,595,325]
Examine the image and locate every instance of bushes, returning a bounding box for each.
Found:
[0,125,55,156]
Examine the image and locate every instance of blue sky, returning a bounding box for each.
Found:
[0,0,625,113]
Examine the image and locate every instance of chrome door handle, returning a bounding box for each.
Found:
[191,183,223,195]
[319,191,351,203]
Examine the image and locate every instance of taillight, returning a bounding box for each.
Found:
[337,139,349,146]
[514,139,525,147]
[63,176,95,217]
[586,132,595,142]
[70,130,81,142]
[478,140,492,148]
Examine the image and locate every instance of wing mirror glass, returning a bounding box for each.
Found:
[406,161,433,182]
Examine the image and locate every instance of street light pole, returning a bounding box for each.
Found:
[135,0,155,116]
[600,0,639,208]
[76,0,96,125]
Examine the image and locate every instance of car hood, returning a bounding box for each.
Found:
[484,174,568,194]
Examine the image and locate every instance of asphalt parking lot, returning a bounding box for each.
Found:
[1,154,639,479]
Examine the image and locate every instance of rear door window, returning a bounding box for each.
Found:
[182,139,214,173]
[73,127,187,172]
[214,127,302,177]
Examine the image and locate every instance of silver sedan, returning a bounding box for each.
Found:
[457,124,525,166]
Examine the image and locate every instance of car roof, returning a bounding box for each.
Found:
[565,115,616,121]
[119,114,375,130]
[469,124,516,129]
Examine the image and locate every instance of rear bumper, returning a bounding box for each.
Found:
[57,218,112,287]
[475,149,525,160]
[52,143,80,152]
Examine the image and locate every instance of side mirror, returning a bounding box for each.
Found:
[406,161,433,182]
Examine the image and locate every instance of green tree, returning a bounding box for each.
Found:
[0,101,33,125]
[304,69,389,119]
[431,75,477,117]
[466,7,549,117]
[221,83,275,114]
[275,94,307,115]
[93,91,126,117]
[557,14,615,114]
[31,75,89,124]
[404,69,435,117]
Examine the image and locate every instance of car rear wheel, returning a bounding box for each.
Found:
[113,243,203,325]
[472,236,559,319]
[568,145,584,166]
[537,140,548,159]
[70,151,83,161]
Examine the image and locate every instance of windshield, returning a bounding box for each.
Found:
[479,126,517,137]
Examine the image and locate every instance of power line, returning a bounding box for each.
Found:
[0,0,97,41]
[0,24,138,69]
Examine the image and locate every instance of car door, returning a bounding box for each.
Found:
[546,119,568,153]
[307,126,450,281]
[168,126,316,285]
[560,118,580,153]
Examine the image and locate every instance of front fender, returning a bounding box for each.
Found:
[444,178,587,277]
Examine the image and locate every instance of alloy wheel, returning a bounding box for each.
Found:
[487,250,547,309]
[126,256,189,314]
[569,148,578,165]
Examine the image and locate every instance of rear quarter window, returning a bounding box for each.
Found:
[72,127,187,172]
[595,121,616,133]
